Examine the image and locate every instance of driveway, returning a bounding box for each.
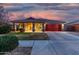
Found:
[19,32,79,55]
[47,32,79,55]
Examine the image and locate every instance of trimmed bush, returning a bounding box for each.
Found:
[0,35,18,53]
[0,24,11,34]
[19,28,24,32]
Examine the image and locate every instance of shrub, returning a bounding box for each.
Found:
[19,28,24,32]
[0,24,11,34]
[0,35,18,53]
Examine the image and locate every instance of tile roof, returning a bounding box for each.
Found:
[11,17,65,24]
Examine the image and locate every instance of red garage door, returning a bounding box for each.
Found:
[45,24,62,31]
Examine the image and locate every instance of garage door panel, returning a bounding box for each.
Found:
[45,24,62,31]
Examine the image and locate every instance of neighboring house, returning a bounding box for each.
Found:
[11,17,65,32]
[64,20,79,31]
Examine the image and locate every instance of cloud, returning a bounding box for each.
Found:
[8,10,64,20]
[1,3,79,22]
[2,3,79,12]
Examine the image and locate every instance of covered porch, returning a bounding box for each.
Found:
[13,22,45,32]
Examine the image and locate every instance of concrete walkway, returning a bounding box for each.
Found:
[19,32,79,55]
[19,40,54,55]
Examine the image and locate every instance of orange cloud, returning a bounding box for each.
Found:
[8,12,24,20]
[8,11,64,21]
[24,11,63,20]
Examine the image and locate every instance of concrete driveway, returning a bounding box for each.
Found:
[19,32,79,55]
[47,32,79,55]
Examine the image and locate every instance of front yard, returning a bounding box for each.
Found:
[0,32,49,55]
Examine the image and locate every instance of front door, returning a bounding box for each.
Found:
[24,23,33,32]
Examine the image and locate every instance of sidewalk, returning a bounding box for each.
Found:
[19,40,55,55]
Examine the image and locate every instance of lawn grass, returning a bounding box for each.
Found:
[6,32,49,40]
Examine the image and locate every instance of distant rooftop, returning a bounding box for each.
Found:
[65,20,79,25]
[11,17,65,24]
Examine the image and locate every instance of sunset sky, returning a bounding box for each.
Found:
[1,3,79,22]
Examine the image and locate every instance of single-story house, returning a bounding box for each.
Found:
[11,17,65,32]
[64,20,79,31]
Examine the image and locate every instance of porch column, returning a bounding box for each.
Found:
[32,23,35,32]
[23,23,25,32]
[61,24,64,31]
[43,23,47,32]
[13,23,16,32]
[13,23,14,31]
[42,23,45,32]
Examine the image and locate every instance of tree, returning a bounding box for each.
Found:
[0,6,9,25]
[0,6,11,34]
